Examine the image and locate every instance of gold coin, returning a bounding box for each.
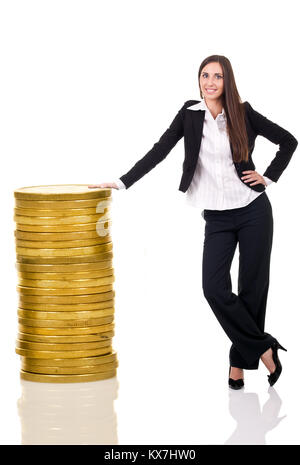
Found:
[14,207,111,218]
[19,290,114,303]
[16,338,112,351]
[14,223,111,241]
[16,345,112,359]
[22,362,118,375]
[14,222,110,234]
[18,299,115,311]
[15,197,112,209]
[20,351,117,366]
[18,275,114,289]
[15,237,111,249]
[15,232,111,248]
[16,339,112,351]
[15,221,108,233]
[17,307,114,320]
[16,247,113,259]
[14,203,112,217]
[17,267,114,280]
[18,315,114,327]
[21,361,118,375]
[16,242,113,258]
[18,323,114,336]
[20,369,117,383]
[19,272,115,289]
[14,185,111,200]
[18,284,113,295]
[17,331,114,343]
[14,211,110,226]
[16,251,113,265]
[16,258,113,273]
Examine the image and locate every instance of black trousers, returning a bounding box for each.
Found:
[202,192,277,370]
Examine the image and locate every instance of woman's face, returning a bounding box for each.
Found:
[199,62,224,102]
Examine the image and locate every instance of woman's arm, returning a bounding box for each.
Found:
[245,101,298,182]
[118,101,188,189]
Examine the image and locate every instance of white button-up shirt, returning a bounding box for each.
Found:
[115,98,273,212]
[184,98,272,213]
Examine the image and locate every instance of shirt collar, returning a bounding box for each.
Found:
[187,98,226,119]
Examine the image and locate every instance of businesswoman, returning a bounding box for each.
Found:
[89,55,298,389]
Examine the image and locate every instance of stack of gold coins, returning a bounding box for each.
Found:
[13,184,118,383]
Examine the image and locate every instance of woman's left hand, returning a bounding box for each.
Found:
[241,170,266,186]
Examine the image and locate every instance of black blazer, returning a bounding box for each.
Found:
[119,100,298,193]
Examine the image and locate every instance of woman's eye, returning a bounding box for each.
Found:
[202,74,223,79]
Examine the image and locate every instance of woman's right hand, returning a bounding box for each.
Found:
[88,183,119,190]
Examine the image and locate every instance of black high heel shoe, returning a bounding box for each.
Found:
[228,366,244,390]
[267,341,287,387]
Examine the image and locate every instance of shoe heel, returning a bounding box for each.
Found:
[277,343,287,352]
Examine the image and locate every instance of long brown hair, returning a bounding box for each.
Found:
[198,55,248,163]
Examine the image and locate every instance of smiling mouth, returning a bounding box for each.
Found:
[205,88,217,93]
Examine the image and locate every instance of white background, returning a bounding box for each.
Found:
[0,0,299,445]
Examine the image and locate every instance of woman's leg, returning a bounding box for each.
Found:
[229,193,274,369]
[202,194,276,368]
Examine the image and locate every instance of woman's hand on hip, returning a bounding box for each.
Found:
[88,183,119,190]
[241,171,267,186]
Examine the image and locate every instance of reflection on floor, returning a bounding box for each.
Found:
[17,376,119,445]
[225,386,286,445]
